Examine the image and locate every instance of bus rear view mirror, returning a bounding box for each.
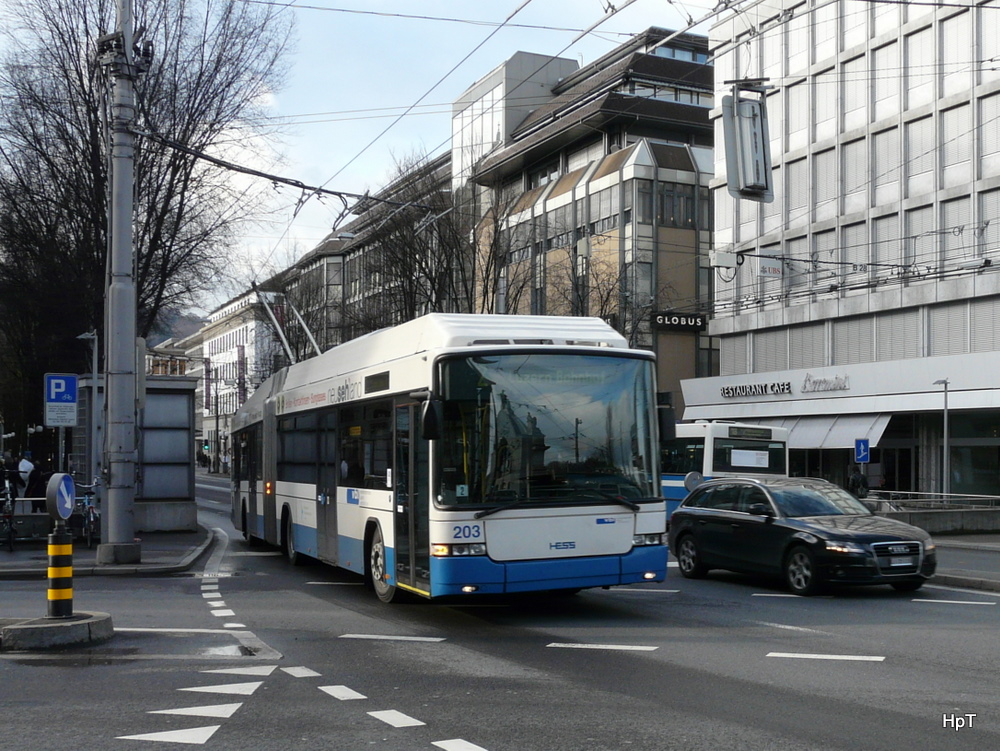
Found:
[658,405,676,442]
[422,399,443,440]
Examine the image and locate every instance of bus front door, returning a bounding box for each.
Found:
[395,404,430,596]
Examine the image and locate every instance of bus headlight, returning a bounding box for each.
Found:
[632,533,664,546]
[432,543,487,557]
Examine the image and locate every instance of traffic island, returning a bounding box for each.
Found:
[0,611,114,651]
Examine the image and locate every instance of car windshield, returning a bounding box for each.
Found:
[771,484,873,518]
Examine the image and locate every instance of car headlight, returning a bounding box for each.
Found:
[924,540,936,553]
[825,540,867,554]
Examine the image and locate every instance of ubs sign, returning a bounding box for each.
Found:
[652,311,706,332]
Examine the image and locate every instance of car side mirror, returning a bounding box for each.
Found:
[749,502,773,517]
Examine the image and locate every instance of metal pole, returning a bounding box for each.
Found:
[91,333,99,486]
[942,381,950,497]
[99,0,140,564]
[934,378,950,497]
[214,391,220,473]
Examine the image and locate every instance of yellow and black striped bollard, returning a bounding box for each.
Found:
[47,525,74,618]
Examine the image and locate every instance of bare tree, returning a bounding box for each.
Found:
[0,0,292,440]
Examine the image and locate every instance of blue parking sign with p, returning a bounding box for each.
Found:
[47,374,77,403]
[44,373,79,427]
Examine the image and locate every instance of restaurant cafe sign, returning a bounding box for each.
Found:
[720,373,851,399]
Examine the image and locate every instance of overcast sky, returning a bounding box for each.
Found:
[240,0,717,278]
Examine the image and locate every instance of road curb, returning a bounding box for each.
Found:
[1,611,114,651]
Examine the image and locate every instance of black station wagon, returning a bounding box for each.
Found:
[667,477,936,595]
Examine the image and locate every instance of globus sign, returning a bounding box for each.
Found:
[651,311,706,332]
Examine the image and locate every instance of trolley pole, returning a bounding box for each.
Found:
[97,0,140,564]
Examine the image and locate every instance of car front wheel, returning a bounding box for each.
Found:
[785,546,821,596]
[676,534,707,579]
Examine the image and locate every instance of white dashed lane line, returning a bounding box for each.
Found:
[368,709,427,728]
[767,652,885,662]
[548,642,658,651]
[340,633,446,642]
[433,741,490,751]
[320,685,367,700]
[752,621,833,635]
[282,666,322,677]
[912,598,996,605]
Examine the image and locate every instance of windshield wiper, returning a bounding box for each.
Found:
[473,492,646,519]
[474,498,540,519]
[581,489,640,511]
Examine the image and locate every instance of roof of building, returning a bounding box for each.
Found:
[472,29,711,183]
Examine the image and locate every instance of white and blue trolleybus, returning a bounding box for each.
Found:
[231,313,669,602]
[661,421,790,515]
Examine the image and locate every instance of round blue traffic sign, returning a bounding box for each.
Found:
[46,473,76,520]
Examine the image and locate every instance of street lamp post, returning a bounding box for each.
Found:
[933,379,950,497]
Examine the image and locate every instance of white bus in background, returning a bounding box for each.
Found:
[661,421,790,515]
[231,313,671,602]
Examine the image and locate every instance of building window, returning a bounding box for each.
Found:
[873,128,900,205]
[842,56,866,132]
[941,104,972,188]
[589,187,619,234]
[814,69,836,142]
[905,26,934,111]
[637,180,653,224]
[873,43,899,122]
[941,12,971,94]
[786,82,807,152]
[906,116,935,197]
[658,183,695,228]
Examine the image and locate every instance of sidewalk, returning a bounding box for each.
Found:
[0,523,214,580]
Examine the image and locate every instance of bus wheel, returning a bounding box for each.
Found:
[282,511,304,566]
[369,525,398,603]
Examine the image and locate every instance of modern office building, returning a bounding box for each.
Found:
[682,1,1000,494]
[465,27,716,413]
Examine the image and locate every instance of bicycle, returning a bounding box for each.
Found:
[76,483,100,549]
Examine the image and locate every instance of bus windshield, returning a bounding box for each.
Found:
[437,353,658,507]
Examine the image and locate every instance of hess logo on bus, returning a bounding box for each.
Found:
[550,541,577,550]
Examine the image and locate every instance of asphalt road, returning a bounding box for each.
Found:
[1,481,996,750]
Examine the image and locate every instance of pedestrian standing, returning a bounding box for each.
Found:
[26,459,47,513]
[3,450,19,500]
[848,464,869,499]
[18,450,34,492]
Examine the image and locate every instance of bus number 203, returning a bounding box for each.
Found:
[453,524,482,540]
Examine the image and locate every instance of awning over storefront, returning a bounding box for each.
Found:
[747,414,891,450]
